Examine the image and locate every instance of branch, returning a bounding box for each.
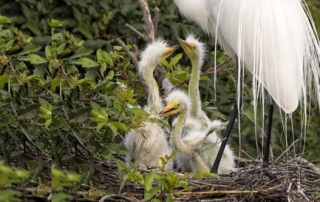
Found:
[152,7,160,34]
[125,23,145,40]
[116,38,149,95]
[138,0,155,43]
[154,64,174,95]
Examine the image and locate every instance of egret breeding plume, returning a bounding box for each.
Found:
[177,35,211,128]
[173,0,320,172]
[160,90,235,174]
[124,39,178,170]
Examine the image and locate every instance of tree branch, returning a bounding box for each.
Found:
[138,0,155,43]
[116,38,149,95]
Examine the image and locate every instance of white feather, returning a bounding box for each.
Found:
[165,90,235,174]
[174,0,320,114]
[124,39,174,171]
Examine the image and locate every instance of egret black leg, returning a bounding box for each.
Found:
[262,100,274,169]
[211,56,242,173]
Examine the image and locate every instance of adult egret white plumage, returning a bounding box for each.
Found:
[173,0,320,173]
[124,39,178,170]
[177,35,211,128]
[160,90,235,174]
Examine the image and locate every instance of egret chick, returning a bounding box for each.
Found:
[124,39,178,171]
[160,90,235,174]
[174,0,320,172]
[177,35,211,128]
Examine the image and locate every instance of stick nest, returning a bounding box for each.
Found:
[92,156,320,202]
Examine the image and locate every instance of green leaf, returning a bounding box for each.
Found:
[52,192,73,202]
[100,63,107,75]
[0,189,22,202]
[50,19,63,27]
[108,143,128,155]
[69,108,91,123]
[74,58,98,68]
[26,21,41,36]
[97,123,107,132]
[169,53,182,67]
[18,104,39,120]
[105,70,114,81]
[39,98,52,111]
[4,40,14,50]
[96,49,113,66]
[148,118,170,129]
[165,194,173,202]
[0,16,11,24]
[144,185,161,201]
[144,170,154,192]
[101,150,113,160]
[78,25,93,39]
[108,122,129,132]
[90,102,108,120]
[22,54,47,64]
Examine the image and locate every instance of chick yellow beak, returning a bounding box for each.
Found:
[159,102,179,117]
[163,45,179,58]
[177,37,194,54]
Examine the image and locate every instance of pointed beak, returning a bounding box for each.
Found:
[177,37,192,52]
[159,103,179,117]
[164,45,179,57]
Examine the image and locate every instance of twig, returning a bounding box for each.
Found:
[274,139,300,164]
[99,194,137,202]
[125,23,145,40]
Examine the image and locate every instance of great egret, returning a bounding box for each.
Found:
[177,35,211,128]
[160,90,235,174]
[124,39,178,170]
[173,0,320,172]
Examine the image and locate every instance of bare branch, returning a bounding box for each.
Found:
[153,7,160,34]
[116,38,149,95]
[138,0,154,42]
[116,38,139,73]
[125,23,145,40]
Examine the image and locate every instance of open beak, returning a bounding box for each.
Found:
[164,45,179,58]
[159,103,179,117]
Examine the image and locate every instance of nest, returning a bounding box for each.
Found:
[93,156,320,202]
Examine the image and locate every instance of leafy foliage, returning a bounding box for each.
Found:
[117,151,218,201]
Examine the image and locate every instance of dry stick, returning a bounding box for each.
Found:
[125,23,145,40]
[274,139,300,164]
[99,194,137,202]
